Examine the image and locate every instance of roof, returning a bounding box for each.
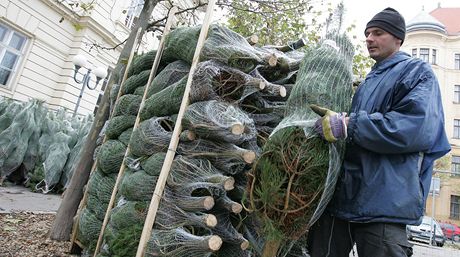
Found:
[430,8,460,35]
[406,11,446,34]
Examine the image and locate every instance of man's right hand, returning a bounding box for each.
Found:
[310,104,348,143]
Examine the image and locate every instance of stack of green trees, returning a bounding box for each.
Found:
[0,97,93,193]
[76,24,311,257]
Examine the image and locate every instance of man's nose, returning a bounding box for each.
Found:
[365,34,374,42]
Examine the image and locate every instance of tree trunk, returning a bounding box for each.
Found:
[49,0,160,241]
[262,239,282,257]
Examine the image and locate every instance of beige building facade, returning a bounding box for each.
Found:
[0,0,159,115]
[403,6,460,225]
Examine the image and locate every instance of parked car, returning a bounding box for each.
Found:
[406,216,446,247]
[438,221,460,242]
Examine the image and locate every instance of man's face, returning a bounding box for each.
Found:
[365,27,401,62]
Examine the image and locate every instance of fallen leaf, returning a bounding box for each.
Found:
[5,218,23,224]
[3,225,16,231]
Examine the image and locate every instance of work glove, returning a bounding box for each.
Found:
[310,104,347,143]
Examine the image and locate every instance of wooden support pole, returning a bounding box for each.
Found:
[91,8,178,256]
[69,27,142,253]
[135,1,216,256]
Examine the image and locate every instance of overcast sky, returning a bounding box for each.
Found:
[211,0,459,47]
[337,0,459,40]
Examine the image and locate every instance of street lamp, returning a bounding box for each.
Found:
[71,54,108,116]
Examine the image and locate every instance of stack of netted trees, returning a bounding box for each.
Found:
[76,24,306,257]
[0,97,93,192]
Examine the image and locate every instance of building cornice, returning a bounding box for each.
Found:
[407,30,447,39]
[78,16,128,47]
[406,30,460,43]
[40,0,130,49]
[40,0,81,23]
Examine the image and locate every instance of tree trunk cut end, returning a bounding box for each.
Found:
[279,86,287,97]
[240,238,250,250]
[203,196,215,210]
[243,151,256,164]
[205,214,218,227]
[232,202,243,214]
[268,55,278,67]
[246,35,259,45]
[231,123,245,135]
[223,177,235,191]
[208,235,223,251]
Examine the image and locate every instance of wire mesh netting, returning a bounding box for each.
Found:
[247,32,354,256]
[97,140,126,175]
[145,60,190,98]
[105,115,137,139]
[0,98,93,192]
[128,116,174,157]
[182,100,257,145]
[75,6,360,256]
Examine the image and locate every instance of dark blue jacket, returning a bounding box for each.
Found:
[329,51,451,225]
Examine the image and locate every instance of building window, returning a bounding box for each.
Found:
[455,85,460,103]
[420,48,429,62]
[0,23,27,88]
[412,48,417,58]
[432,49,437,65]
[456,54,460,70]
[125,0,144,29]
[451,195,460,220]
[455,119,460,139]
[453,156,460,175]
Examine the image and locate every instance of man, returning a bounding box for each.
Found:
[307,7,451,257]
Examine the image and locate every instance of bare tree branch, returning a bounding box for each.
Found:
[146,1,207,30]
[86,37,129,52]
[216,0,310,15]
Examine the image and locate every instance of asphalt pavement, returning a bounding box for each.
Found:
[0,184,62,213]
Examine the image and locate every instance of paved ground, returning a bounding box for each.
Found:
[2,184,459,256]
[0,184,62,213]
[348,241,460,257]
[411,241,460,257]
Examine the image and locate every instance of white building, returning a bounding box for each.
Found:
[0,0,162,115]
[403,5,460,224]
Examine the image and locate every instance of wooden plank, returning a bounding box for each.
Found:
[92,8,178,255]
[113,27,143,111]
[135,1,217,256]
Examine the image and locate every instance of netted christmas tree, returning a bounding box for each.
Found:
[247,22,355,257]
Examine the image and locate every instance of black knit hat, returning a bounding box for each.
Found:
[365,7,406,44]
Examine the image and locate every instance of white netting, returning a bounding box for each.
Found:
[145,60,190,98]
[168,156,234,192]
[119,169,158,201]
[275,33,354,227]
[177,139,255,175]
[248,32,355,256]
[129,116,174,157]
[41,131,71,192]
[96,140,126,174]
[182,100,257,144]
[189,60,263,103]
[145,227,221,257]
